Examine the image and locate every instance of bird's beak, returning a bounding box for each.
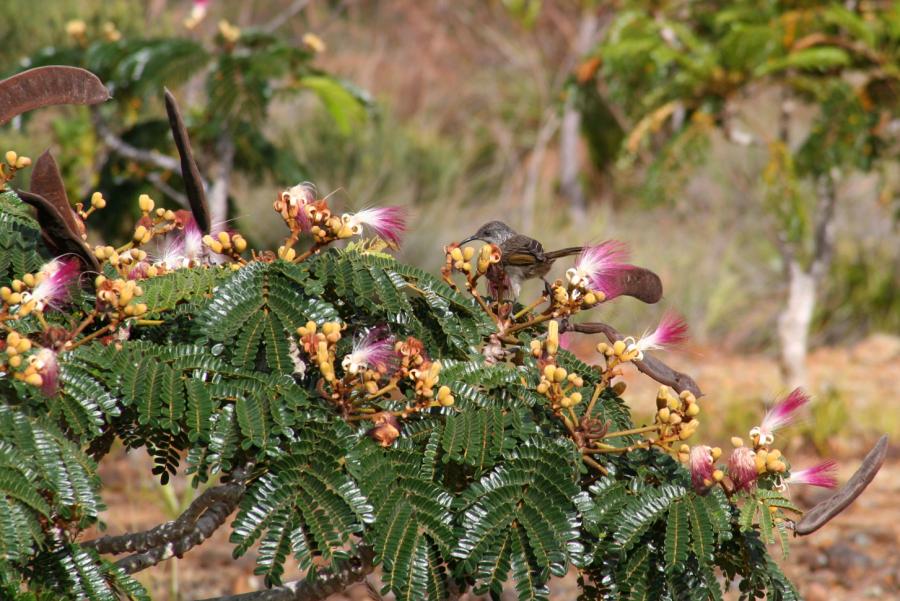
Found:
[459,235,479,246]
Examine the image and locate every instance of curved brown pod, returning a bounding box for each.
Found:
[16,190,100,273]
[164,88,210,234]
[612,267,663,304]
[0,66,110,125]
[795,435,889,535]
[30,150,86,239]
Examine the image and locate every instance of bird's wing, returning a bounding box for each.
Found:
[501,235,545,266]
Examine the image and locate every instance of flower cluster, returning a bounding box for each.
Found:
[683,388,837,495]
[94,276,148,318]
[654,385,701,441]
[442,243,503,300]
[274,183,407,260]
[0,150,32,191]
[297,320,343,383]
[531,321,585,411]
[1,332,58,394]
[203,230,248,261]
[393,336,452,407]
[548,241,632,313]
[1,259,80,317]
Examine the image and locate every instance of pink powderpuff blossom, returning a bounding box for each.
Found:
[155,217,205,270]
[728,447,758,492]
[342,328,397,375]
[285,182,317,232]
[786,460,838,489]
[627,312,689,359]
[566,241,630,297]
[690,445,715,492]
[751,388,810,445]
[343,206,407,245]
[25,258,80,311]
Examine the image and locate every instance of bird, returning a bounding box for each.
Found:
[459,220,582,297]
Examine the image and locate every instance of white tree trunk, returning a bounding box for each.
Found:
[560,97,586,221]
[777,260,816,389]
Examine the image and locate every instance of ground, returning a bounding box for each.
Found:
[88,335,900,600]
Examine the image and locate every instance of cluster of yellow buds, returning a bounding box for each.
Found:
[297,321,343,382]
[596,339,639,363]
[655,386,701,440]
[532,322,585,410]
[75,191,108,221]
[548,279,604,315]
[2,331,32,373]
[95,246,148,268]
[447,245,476,274]
[754,447,787,475]
[218,20,241,45]
[475,244,501,275]
[101,21,121,42]
[65,19,88,43]
[94,276,148,317]
[1,151,32,190]
[408,360,443,401]
[203,231,248,258]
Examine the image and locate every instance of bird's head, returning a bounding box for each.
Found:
[460,220,517,246]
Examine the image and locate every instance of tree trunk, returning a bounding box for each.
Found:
[777,259,815,389]
[558,10,600,222]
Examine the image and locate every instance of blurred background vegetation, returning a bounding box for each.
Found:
[1,0,898,419]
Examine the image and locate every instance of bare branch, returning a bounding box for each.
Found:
[82,464,252,573]
[564,321,703,397]
[196,545,376,601]
[263,0,310,34]
[90,107,183,174]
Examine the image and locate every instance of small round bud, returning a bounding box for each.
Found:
[134,225,148,242]
[22,273,35,287]
[15,156,31,169]
[731,437,744,448]
[712,469,724,482]
[462,246,475,260]
[553,367,567,383]
[612,340,626,356]
[5,150,17,165]
[536,381,550,395]
[138,194,155,213]
[711,447,722,460]
[569,392,582,405]
[686,403,700,417]
[24,373,43,387]
[8,355,22,368]
[657,408,670,422]
[450,247,463,262]
[234,236,247,252]
[543,364,556,380]
[90,192,106,209]
[217,231,231,247]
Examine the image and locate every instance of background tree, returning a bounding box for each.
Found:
[597,1,900,387]
[8,8,368,241]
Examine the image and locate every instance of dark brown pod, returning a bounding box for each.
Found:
[0,66,110,125]
[795,435,888,535]
[164,88,210,234]
[16,190,100,273]
[612,267,663,304]
[30,150,85,238]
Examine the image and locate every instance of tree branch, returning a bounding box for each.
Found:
[564,321,703,397]
[196,545,376,601]
[82,464,251,572]
[91,108,182,173]
[811,171,838,281]
[263,0,310,33]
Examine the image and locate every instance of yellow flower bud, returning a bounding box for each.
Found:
[712,469,724,482]
[5,150,17,165]
[0,286,10,301]
[22,273,35,287]
[15,156,31,169]
[8,355,22,368]
[569,392,583,404]
[138,194,155,213]
[536,381,550,394]
[543,364,556,380]
[217,231,231,247]
[583,292,597,305]
[679,444,690,454]
[560,396,572,408]
[24,373,43,387]
[553,366,567,383]
[462,246,475,261]
[731,437,744,448]
[711,447,722,460]
[612,340,626,355]
[11,280,23,292]
[90,191,107,209]
[155,208,166,217]
[7,292,22,305]
[16,338,31,353]
[437,385,451,400]
[450,247,463,262]
[669,413,682,425]
[134,225,148,242]
[134,303,147,315]
[234,236,247,252]
[686,403,700,417]
[658,408,670,422]
[596,342,609,354]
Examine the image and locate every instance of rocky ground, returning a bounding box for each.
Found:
[90,335,900,600]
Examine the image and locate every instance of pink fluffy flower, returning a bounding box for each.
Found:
[342,206,407,245]
[690,445,715,492]
[566,241,630,297]
[24,258,79,311]
[786,460,838,489]
[751,388,809,445]
[33,348,59,396]
[728,447,758,492]
[285,182,317,232]
[342,328,397,375]
[156,217,204,269]
[626,312,689,359]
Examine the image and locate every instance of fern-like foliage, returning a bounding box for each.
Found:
[0,189,814,600]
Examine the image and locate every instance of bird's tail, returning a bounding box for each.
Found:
[544,246,583,260]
